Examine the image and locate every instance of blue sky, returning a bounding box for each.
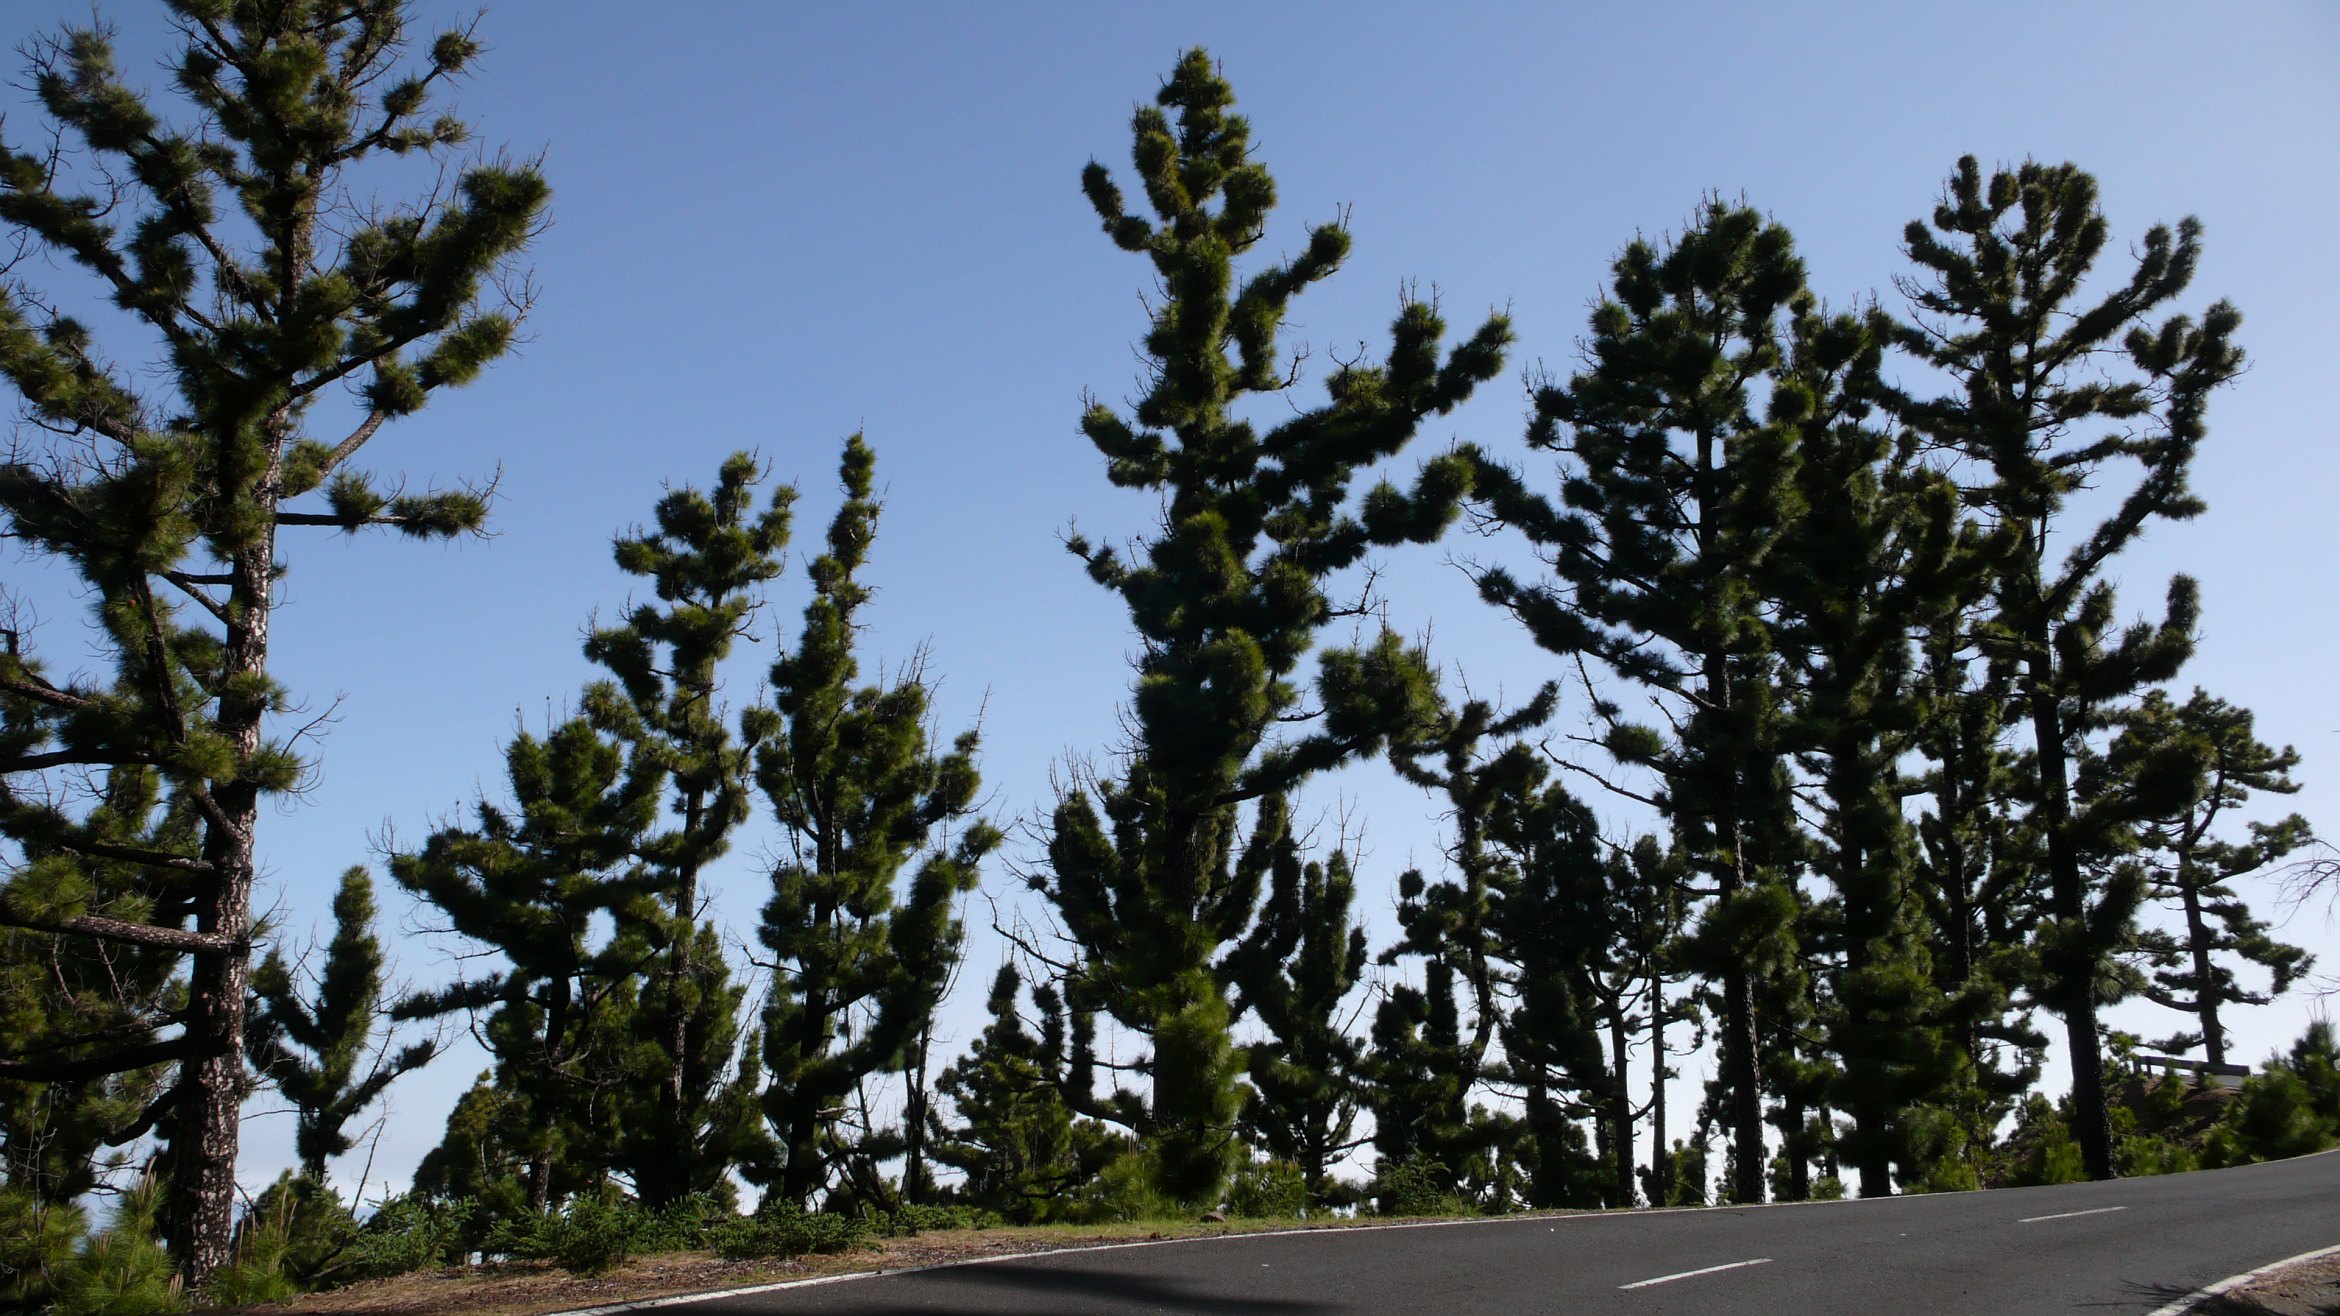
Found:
[9,1,2338,1197]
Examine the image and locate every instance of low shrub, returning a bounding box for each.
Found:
[1225,1160,1307,1219]
[1067,1151,1179,1224]
[874,1203,996,1236]
[51,1177,180,1316]
[1371,1158,1465,1217]
[708,1204,873,1261]
[343,1194,474,1282]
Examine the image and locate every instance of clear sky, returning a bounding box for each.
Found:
[8,1,2338,1199]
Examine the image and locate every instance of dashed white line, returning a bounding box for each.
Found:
[2018,1206,2128,1224]
[1618,1258,1774,1291]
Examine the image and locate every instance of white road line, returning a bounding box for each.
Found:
[1617,1258,1773,1291]
[2146,1241,2340,1316]
[2017,1206,2128,1224]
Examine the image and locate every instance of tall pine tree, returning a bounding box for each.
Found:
[584,453,789,1206]
[1040,47,1507,1206]
[2114,689,2313,1070]
[752,435,998,1209]
[0,4,545,1279]
[393,717,664,1212]
[1765,299,1968,1196]
[1900,156,2241,1178]
[1470,200,1808,1202]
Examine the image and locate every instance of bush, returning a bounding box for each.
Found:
[2117,1134,2199,1178]
[343,1195,474,1282]
[1371,1158,1465,1217]
[1225,1161,1307,1219]
[708,1204,873,1261]
[1066,1151,1179,1224]
[482,1197,646,1276]
[51,1178,180,1316]
[628,1194,729,1254]
[205,1225,298,1308]
[875,1203,995,1236]
[0,1187,85,1312]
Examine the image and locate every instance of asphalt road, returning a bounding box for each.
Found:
[658,1152,2340,1314]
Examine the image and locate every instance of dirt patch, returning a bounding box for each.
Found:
[213,1216,1492,1316]
[2194,1251,2340,1315]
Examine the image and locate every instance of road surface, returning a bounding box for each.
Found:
[630,1151,2340,1314]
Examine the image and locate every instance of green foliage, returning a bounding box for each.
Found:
[1369,1157,1466,1217]
[248,870,435,1179]
[0,1186,86,1311]
[929,967,1119,1223]
[339,1195,473,1283]
[392,712,666,1212]
[2201,1024,2340,1167]
[408,1078,531,1244]
[52,1177,180,1315]
[1224,1160,1308,1219]
[1041,46,1507,1209]
[1469,198,1813,1205]
[872,1204,996,1236]
[1901,154,2242,1180]
[2000,1096,2088,1187]
[473,1193,718,1273]
[1648,1137,1710,1207]
[752,436,999,1209]
[1225,799,1369,1204]
[0,2,546,1276]
[217,1172,362,1296]
[2116,689,2314,1070]
[1068,1151,1181,1225]
[587,453,790,1206]
[708,1204,874,1261]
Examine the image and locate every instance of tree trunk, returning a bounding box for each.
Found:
[2026,645,2115,1181]
[2180,870,2225,1070]
[1606,1009,1634,1207]
[170,506,279,1285]
[1649,979,1669,1205]
[903,1022,932,1207]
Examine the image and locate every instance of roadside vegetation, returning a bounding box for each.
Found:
[1,4,2328,1314]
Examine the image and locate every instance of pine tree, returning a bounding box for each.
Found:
[1484,765,1628,1208]
[1470,200,1808,1203]
[411,1073,534,1228]
[392,718,663,1212]
[752,435,998,1209]
[1900,156,2242,1178]
[0,748,192,1204]
[0,3,544,1279]
[1223,797,1369,1204]
[1040,49,1508,1205]
[584,453,790,1206]
[2114,690,2313,1070]
[247,868,434,1181]
[1765,300,1969,1196]
[1908,619,2044,1188]
[928,966,1117,1221]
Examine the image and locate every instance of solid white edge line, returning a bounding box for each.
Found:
[1618,1258,1773,1291]
[2017,1206,2128,1224]
[2144,1241,2340,1316]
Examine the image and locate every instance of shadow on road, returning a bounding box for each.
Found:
[838,1259,1341,1315]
